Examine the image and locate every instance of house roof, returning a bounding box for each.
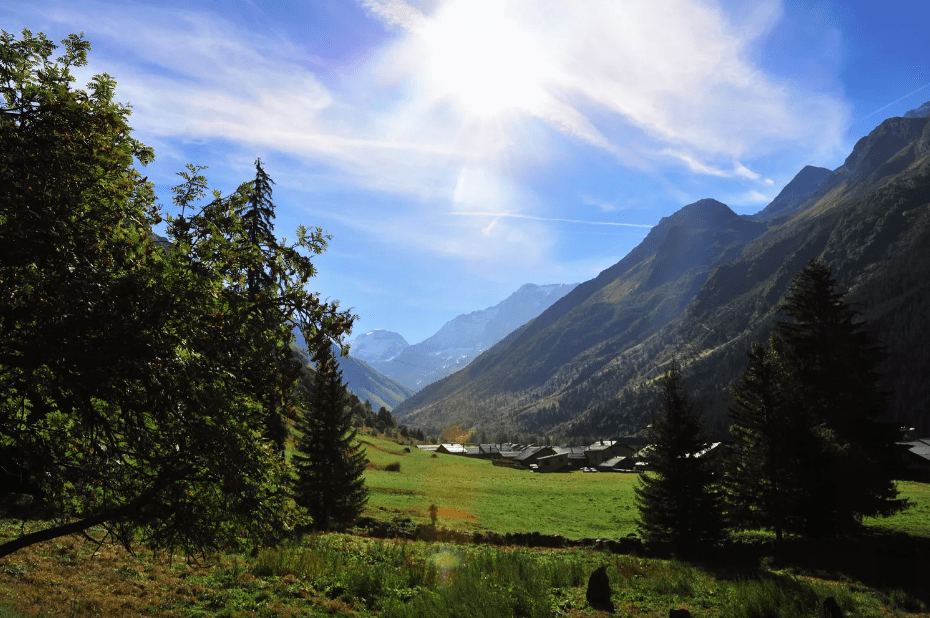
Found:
[688,442,722,458]
[598,456,629,468]
[586,440,617,451]
[516,446,554,461]
[897,439,930,462]
[416,445,440,452]
[462,446,480,456]
[553,446,588,458]
[439,443,466,454]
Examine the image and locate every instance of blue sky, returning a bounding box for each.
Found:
[4,0,929,344]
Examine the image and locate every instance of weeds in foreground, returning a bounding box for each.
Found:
[0,530,926,618]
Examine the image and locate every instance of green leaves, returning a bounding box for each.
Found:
[0,29,353,558]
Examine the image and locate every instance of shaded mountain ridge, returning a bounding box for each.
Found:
[393,107,930,437]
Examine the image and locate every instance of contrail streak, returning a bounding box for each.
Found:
[855,81,930,124]
[451,211,653,228]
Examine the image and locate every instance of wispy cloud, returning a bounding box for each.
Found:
[28,0,848,273]
[451,212,653,228]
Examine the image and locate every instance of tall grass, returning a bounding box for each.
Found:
[251,537,593,616]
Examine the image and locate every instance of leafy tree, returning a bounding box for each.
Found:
[635,361,725,552]
[0,30,355,558]
[725,335,811,542]
[293,343,369,530]
[774,259,906,536]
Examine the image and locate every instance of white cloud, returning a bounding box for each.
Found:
[363,0,850,174]
[30,0,849,272]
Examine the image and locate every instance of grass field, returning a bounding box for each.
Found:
[362,437,641,538]
[0,434,927,617]
[362,435,930,539]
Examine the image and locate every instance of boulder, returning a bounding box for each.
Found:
[586,565,614,612]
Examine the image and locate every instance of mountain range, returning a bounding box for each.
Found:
[350,283,579,391]
[392,101,930,439]
[290,333,415,412]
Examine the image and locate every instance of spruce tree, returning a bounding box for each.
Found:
[726,335,810,541]
[237,159,291,453]
[293,343,368,530]
[775,259,906,535]
[635,361,725,552]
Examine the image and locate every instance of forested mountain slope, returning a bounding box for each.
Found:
[393,111,930,437]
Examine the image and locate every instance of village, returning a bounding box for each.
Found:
[412,430,930,481]
[414,438,724,473]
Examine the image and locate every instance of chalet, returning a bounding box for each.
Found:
[478,444,501,459]
[552,446,588,470]
[597,455,636,472]
[895,439,930,482]
[534,452,570,472]
[415,444,440,452]
[436,443,466,455]
[517,445,557,467]
[497,446,523,460]
[462,446,481,457]
[585,441,637,467]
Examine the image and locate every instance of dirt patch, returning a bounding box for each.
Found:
[434,507,477,522]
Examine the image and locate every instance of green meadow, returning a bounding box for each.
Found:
[1,433,928,617]
[362,435,930,539]
[362,437,641,538]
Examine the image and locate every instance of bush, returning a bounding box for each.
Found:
[384,462,401,472]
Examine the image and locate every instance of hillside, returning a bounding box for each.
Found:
[393,110,930,438]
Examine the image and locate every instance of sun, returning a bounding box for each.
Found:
[414,0,554,119]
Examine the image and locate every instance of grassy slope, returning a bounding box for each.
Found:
[362,437,640,538]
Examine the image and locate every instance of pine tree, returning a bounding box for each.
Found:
[237,159,291,453]
[775,259,907,536]
[293,343,368,530]
[635,361,725,552]
[726,335,810,541]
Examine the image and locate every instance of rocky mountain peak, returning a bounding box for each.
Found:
[904,100,930,119]
[748,165,832,221]
[657,198,740,231]
[838,115,930,184]
[350,329,410,363]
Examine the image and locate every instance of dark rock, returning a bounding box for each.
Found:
[819,596,844,618]
[586,565,614,612]
[669,609,691,618]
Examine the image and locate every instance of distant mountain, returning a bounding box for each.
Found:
[393,113,930,438]
[904,100,930,119]
[364,283,579,391]
[290,332,414,411]
[350,329,410,363]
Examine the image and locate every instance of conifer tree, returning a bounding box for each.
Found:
[774,259,906,535]
[726,335,811,541]
[236,159,291,453]
[293,343,368,530]
[635,361,725,552]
